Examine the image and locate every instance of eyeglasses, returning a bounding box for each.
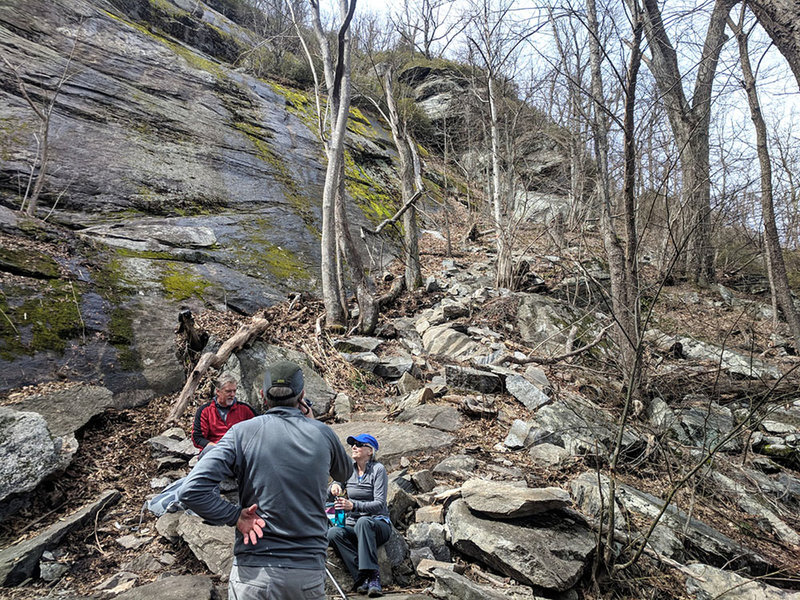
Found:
[352,442,370,448]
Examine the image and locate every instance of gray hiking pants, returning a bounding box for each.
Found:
[326,516,392,581]
[228,564,325,600]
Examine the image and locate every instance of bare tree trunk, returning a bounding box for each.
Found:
[383,67,423,289]
[731,8,800,352]
[488,76,512,288]
[637,0,733,284]
[749,0,800,90]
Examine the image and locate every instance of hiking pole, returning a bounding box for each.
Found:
[325,564,349,600]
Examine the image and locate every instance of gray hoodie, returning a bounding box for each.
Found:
[179,405,352,570]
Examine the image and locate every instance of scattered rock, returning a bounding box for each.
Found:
[333,336,383,353]
[445,365,502,394]
[461,479,571,519]
[445,499,594,592]
[175,514,235,579]
[685,563,800,600]
[505,374,550,411]
[529,443,572,467]
[114,574,219,600]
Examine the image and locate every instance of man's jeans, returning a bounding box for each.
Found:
[229,565,325,600]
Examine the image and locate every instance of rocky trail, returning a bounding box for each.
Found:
[2,212,800,600]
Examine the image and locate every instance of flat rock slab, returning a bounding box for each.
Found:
[685,563,800,600]
[331,423,453,469]
[114,574,218,600]
[176,514,235,579]
[431,567,536,600]
[446,499,594,592]
[395,404,463,432]
[505,375,550,412]
[461,479,571,518]
[422,325,480,361]
[445,365,502,394]
[333,336,383,353]
[0,489,120,586]
[6,384,114,438]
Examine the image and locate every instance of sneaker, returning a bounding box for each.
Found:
[367,571,382,597]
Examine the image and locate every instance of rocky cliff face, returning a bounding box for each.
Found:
[0,0,402,397]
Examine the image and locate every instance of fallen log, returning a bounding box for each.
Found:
[167,317,270,423]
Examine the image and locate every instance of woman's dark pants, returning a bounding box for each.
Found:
[327,516,392,581]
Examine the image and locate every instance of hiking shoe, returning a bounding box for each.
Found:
[367,571,382,597]
[355,572,370,594]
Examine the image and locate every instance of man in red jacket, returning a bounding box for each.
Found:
[192,373,255,457]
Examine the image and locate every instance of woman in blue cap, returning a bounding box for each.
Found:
[327,433,390,597]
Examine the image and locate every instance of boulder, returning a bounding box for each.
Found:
[685,563,800,600]
[7,384,113,437]
[406,522,451,562]
[227,342,336,415]
[342,351,380,372]
[672,397,740,452]
[505,374,550,411]
[445,499,594,592]
[529,392,642,459]
[395,404,463,432]
[175,514,235,579]
[330,423,453,469]
[411,469,437,493]
[334,393,352,422]
[444,365,502,394]
[422,325,479,360]
[529,443,572,467]
[0,489,120,586]
[0,407,76,510]
[374,354,415,379]
[515,294,579,355]
[461,479,571,518]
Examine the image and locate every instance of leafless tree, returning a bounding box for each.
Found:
[290,0,379,334]
[2,43,75,217]
[634,0,735,284]
[391,0,466,59]
[729,5,800,352]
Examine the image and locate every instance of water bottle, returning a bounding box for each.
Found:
[334,491,347,527]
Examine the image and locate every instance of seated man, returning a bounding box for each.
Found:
[192,373,255,457]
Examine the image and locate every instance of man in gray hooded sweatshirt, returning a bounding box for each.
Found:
[179,361,352,600]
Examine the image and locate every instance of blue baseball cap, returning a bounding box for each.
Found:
[346,433,379,451]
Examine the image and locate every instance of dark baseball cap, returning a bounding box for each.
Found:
[263,361,304,399]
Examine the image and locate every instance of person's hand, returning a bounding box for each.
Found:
[300,398,315,419]
[237,504,265,545]
[330,483,342,496]
[334,497,353,511]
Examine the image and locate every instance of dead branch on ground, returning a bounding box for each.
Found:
[167,317,270,423]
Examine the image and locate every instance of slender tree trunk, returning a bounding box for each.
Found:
[732,9,800,352]
[488,76,512,288]
[383,68,423,289]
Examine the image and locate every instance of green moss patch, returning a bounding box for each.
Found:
[0,247,61,279]
[0,281,84,360]
[161,262,211,301]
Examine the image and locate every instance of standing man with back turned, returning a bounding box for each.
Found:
[179,361,352,600]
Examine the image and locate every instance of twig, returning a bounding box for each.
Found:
[94,509,106,556]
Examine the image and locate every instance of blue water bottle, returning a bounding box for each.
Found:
[334,491,347,527]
